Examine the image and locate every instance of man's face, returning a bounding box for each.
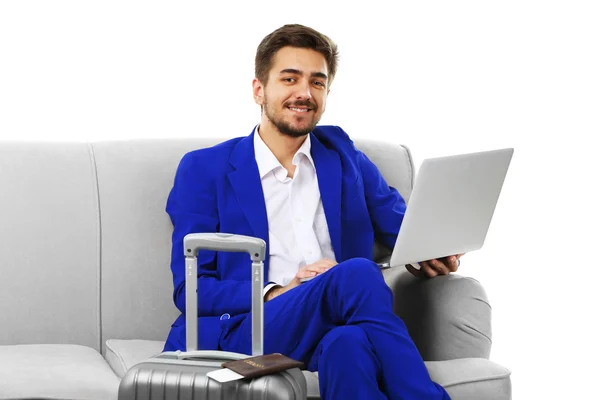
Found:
[254,47,330,138]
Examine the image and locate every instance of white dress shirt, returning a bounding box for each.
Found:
[253,126,336,296]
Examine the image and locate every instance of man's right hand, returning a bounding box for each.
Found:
[265,258,337,301]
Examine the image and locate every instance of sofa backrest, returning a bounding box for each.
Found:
[91,139,222,350]
[0,137,414,352]
[0,143,102,349]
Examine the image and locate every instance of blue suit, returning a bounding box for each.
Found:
[164,126,449,399]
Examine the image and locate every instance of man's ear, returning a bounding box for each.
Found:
[252,78,264,105]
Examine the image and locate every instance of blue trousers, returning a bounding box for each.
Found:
[219,258,450,399]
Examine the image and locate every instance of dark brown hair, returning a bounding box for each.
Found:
[255,24,339,87]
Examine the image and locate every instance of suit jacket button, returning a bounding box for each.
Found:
[220,313,231,321]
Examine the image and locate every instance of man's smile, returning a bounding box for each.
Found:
[286,105,314,114]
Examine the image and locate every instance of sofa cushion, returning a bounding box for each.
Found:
[0,143,101,350]
[0,344,120,400]
[91,140,220,351]
[426,358,511,400]
[106,340,510,400]
[104,339,165,378]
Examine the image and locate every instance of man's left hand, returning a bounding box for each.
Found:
[405,254,465,278]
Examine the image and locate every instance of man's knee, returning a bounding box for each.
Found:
[329,257,382,284]
[324,257,389,299]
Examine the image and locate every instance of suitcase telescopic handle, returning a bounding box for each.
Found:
[183,233,267,356]
[184,233,266,261]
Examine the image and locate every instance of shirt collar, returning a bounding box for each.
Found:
[253,125,315,179]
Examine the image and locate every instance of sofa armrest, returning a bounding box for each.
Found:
[382,267,492,361]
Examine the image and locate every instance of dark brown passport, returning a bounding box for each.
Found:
[221,353,304,379]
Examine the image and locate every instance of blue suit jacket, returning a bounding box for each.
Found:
[163,125,406,351]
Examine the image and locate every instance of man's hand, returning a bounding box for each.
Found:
[405,254,465,279]
[265,258,337,301]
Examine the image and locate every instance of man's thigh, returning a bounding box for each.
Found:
[218,272,339,364]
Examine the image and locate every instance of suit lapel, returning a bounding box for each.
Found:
[227,131,270,271]
[310,133,343,262]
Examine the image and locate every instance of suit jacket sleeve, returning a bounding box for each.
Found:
[358,151,407,250]
[166,152,255,316]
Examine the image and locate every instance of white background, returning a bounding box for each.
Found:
[1,1,598,398]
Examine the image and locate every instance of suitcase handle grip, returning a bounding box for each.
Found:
[184,233,266,261]
[184,232,266,356]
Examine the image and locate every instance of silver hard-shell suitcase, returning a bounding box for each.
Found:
[118,233,308,399]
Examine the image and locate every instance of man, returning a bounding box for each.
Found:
[164,24,460,399]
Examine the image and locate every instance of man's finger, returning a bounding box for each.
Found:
[444,255,460,272]
[321,258,337,268]
[420,261,439,278]
[447,256,459,272]
[405,263,424,278]
[430,259,450,275]
[306,265,329,274]
[298,270,318,278]
[316,259,336,269]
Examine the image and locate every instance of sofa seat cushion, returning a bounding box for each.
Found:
[426,358,512,400]
[105,340,511,400]
[104,339,165,378]
[0,344,120,400]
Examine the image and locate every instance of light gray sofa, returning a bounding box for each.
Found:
[0,138,511,400]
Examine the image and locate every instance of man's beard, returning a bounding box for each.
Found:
[263,96,321,138]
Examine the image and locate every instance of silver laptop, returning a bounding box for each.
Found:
[387,147,514,270]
